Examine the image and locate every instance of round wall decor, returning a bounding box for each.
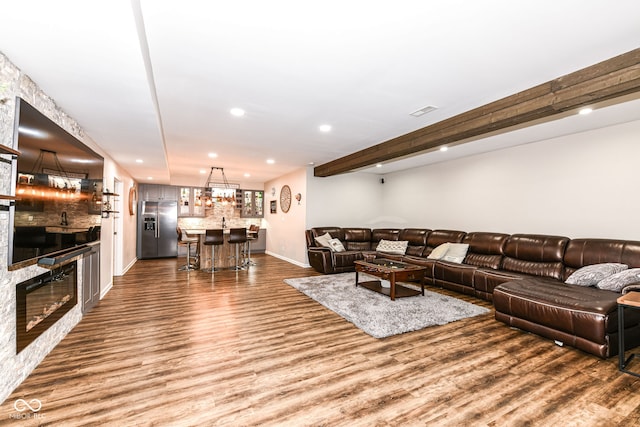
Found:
[128,186,137,215]
[280,185,292,213]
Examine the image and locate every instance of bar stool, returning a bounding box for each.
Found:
[244,224,259,267]
[177,226,198,271]
[202,229,224,273]
[228,228,248,271]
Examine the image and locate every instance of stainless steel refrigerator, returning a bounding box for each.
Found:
[137,201,178,259]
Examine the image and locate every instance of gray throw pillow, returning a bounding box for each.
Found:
[565,263,628,286]
[596,268,640,292]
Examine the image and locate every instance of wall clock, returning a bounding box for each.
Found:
[280,185,292,213]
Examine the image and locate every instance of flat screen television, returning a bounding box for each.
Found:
[8,97,104,267]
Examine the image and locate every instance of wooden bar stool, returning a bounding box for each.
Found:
[202,229,224,273]
[228,228,247,271]
[177,226,198,271]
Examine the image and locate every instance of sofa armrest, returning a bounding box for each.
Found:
[622,282,640,294]
[307,247,335,274]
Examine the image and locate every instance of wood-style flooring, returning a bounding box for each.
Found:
[4,254,640,426]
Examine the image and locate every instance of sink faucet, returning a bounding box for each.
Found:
[61,211,68,226]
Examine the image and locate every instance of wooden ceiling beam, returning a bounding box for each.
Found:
[314,48,640,177]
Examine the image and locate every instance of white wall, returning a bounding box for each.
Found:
[264,168,308,266]
[381,119,640,240]
[306,167,383,228]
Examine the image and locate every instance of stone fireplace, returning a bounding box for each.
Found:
[16,262,78,353]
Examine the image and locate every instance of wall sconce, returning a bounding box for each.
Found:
[295,193,302,204]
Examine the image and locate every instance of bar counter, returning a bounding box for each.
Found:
[183,228,264,270]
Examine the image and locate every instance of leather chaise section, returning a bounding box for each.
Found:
[494,278,640,357]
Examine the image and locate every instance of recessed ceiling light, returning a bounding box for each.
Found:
[244,173,251,178]
[319,124,332,132]
[135,159,143,163]
[147,176,153,180]
[200,169,207,174]
[579,107,593,115]
[440,146,448,152]
[230,108,245,117]
[308,162,315,166]
[266,159,275,165]
[208,152,218,158]
[409,105,438,117]
[376,163,382,168]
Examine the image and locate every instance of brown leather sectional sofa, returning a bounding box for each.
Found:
[305,227,640,358]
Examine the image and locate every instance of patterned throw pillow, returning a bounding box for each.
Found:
[596,268,640,292]
[327,238,346,252]
[376,239,409,255]
[565,263,628,286]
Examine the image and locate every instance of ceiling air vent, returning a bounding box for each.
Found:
[409,105,438,117]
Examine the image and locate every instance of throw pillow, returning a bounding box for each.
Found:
[442,243,469,264]
[314,232,333,248]
[427,243,450,260]
[596,268,640,292]
[327,238,346,252]
[376,239,409,255]
[565,263,628,286]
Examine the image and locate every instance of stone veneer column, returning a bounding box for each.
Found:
[0,51,95,404]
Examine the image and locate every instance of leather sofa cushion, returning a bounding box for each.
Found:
[504,234,569,262]
[462,232,509,269]
[501,258,565,280]
[502,234,569,280]
[399,228,430,256]
[332,251,364,268]
[434,261,477,287]
[343,228,372,251]
[562,238,640,280]
[371,228,401,244]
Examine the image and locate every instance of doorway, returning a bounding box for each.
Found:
[113,178,123,276]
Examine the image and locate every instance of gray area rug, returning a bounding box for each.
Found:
[284,272,490,338]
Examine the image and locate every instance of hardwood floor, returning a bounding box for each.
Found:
[4,254,640,426]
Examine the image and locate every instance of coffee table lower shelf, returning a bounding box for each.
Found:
[357,280,423,299]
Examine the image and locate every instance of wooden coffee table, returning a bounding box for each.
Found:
[354,258,426,301]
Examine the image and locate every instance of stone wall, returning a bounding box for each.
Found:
[0,51,97,404]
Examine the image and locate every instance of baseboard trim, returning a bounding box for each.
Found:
[119,257,137,276]
[265,251,310,268]
[100,281,113,300]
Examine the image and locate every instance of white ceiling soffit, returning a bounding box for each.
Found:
[0,1,639,185]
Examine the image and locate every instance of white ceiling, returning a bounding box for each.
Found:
[1,0,639,186]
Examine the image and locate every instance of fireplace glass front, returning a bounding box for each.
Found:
[16,262,77,353]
